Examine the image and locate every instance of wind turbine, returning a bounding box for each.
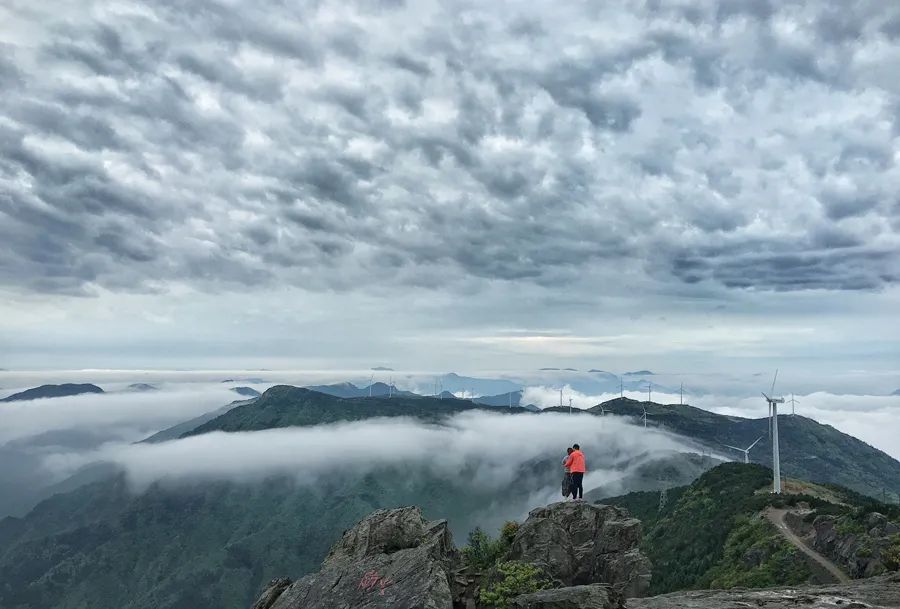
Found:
[369,374,374,397]
[640,405,648,428]
[762,370,785,494]
[559,387,563,408]
[789,393,800,416]
[388,377,393,398]
[568,397,573,414]
[619,377,624,398]
[679,382,684,406]
[723,436,764,464]
[647,381,652,403]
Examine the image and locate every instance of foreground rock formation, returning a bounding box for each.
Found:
[254,507,456,609]
[507,502,651,598]
[252,502,649,609]
[629,572,900,608]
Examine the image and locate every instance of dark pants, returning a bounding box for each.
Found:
[571,472,584,499]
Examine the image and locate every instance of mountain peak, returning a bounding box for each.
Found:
[1,383,104,402]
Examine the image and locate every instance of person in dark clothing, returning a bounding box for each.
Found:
[563,443,586,500]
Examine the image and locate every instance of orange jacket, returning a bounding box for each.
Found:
[564,449,586,473]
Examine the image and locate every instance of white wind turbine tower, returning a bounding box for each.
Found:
[568,397,573,414]
[647,381,652,403]
[680,382,684,405]
[789,393,800,416]
[368,374,374,397]
[762,370,785,494]
[640,405,648,428]
[723,436,764,464]
[388,377,393,398]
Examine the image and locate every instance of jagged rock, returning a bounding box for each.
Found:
[812,513,895,578]
[253,578,292,609]
[510,584,623,608]
[506,502,651,598]
[628,572,900,608]
[256,507,456,609]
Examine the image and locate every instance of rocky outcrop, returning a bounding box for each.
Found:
[255,506,457,609]
[510,584,623,608]
[506,502,651,598]
[797,511,900,578]
[628,572,900,608]
[251,502,650,609]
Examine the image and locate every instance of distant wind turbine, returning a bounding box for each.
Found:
[680,382,684,405]
[369,374,374,397]
[647,381,652,403]
[789,393,800,416]
[723,436,764,464]
[641,405,648,428]
[620,377,624,398]
[569,397,573,414]
[762,370,785,494]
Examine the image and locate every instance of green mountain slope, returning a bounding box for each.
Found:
[183,385,498,436]
[604,463,900,595]
[593,397,900,501]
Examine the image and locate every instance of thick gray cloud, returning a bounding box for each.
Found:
[0,0,897,298]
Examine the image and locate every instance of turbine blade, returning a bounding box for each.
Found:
[762,392,770,400]
[748,436,764,450]
[771,369,778,395]
[723,445,742,452]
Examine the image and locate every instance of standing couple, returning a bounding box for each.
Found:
[562,444,586,501]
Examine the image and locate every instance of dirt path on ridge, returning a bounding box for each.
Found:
[765,507,851,584]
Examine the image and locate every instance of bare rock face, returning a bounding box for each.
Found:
[506,502,651,598]
[627,572,900,609]
[811,512,897,578]
[510,584,623,609]
[255,507,456,609]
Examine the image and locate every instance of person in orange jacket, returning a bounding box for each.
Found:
[563,443,586,500]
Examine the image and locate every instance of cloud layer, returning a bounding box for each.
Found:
[2,0,899,297]
[45,410,699,496]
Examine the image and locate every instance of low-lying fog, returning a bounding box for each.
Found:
[1,369,897,522]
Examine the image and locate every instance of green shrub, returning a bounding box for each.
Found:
[461,522,519,571]
[479,561,550,609]
[500,521,520,546]
[882,534,900,572]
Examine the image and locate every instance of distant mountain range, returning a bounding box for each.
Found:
[305,381,417,399]
[0,383,104,402]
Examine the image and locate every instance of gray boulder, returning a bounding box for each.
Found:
[510,584,623,608]
[255,506,456,609]
[506,502,651,598]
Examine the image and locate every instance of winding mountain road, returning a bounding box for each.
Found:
[765,508,850,584]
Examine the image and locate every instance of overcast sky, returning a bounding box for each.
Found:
[1,1,898,389]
